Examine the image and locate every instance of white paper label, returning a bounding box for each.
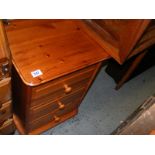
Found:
[31,69,43,78]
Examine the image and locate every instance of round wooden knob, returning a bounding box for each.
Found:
[64,84,72,93]
[57,101,65,109]
[54,115,61,122]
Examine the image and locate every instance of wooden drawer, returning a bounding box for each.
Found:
[32,64,96,100]
[28,99,79,131]
[31,65,95,107]
[0,77,11,105]
[0,118,15,135]
[0,100,12,124]
[29,89,85,122]
[31,76,90,107]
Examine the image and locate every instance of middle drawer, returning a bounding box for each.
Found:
[29,88,85,122]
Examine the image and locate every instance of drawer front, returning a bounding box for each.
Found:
[28,99,79,131]
[31,64,96,101]
[31,76,90,107]
[0,119,15,135]
[0,100,12,124]
[31,66,96,107]
[29,89,85,122]
[0,77,11,105]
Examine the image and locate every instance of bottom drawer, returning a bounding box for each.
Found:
[29,89,85,121]
[0,119,15,135]
[28,100,79,131]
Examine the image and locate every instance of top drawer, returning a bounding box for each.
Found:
[0,77,11,105]
[31,64,97,101]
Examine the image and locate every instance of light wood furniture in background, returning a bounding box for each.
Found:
[0,20,15,134]
[5,20,109,134]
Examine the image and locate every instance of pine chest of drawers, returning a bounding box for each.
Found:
[0,20,15,134]
[5,20,109,134]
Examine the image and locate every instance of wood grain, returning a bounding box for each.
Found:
[31,66,95,102]
[0,20,11,60]
[8,20,110,134]
[29,110,78,135]
[0,20,14,135]
[0,77,11,104]
[12,62,104,134]
[5,20,109,86]
[0,100,12,124]
[29,89,85,122]
[28,98,80,131]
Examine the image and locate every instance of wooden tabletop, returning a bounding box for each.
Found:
[5,20,109,86]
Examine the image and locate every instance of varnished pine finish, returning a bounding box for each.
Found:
[12,62,103,134]
[0,20,11,61]
[31,65,96,102]
[0,20,15,134]
[4,19,155,134]
[28,98,80,131]
[29,89,85,121]
[0,78,11,104]
[5,20,109,86]
[0,100,12,123]
[6,20,110,134]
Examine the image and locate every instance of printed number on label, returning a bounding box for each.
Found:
[31,69,43,78]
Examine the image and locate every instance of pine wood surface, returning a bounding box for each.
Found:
[0,77,11,104]
[0,20,11,60]
[31,64,96,102]
[0,100,12,124]
[0,20,14,134]
[29,89,85,121]
[5,20,110,134]
[5,20,109,86]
